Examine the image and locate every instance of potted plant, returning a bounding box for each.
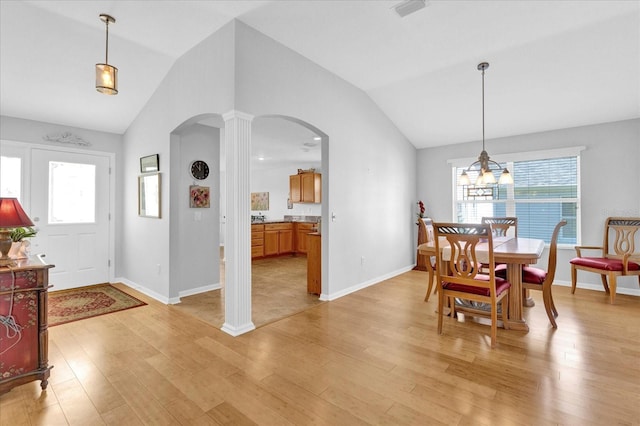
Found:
[9,226,37,259]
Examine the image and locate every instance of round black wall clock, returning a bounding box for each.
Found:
[190,160,209,180]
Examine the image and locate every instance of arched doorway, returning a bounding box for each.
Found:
[169,112,329,334]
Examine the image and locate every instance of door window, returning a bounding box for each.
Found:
[48,161,96,224]
[1,155,22,200]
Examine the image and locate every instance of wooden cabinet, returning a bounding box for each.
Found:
[307,233,321,294]
[289,172,321,203]
[0,257,54,395]
[294,222,316,254]
[251,224,264,259]
[263,223,293,256]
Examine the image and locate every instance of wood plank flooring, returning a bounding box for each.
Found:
[2,270,639,425]
[174,254,324,328]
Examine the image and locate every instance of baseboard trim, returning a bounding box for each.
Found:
[554,280,640,296]
[322,264,415,302]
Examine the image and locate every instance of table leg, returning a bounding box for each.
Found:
[506,263,529,331]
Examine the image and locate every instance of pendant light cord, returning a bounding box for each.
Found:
[104,18,109,64]
[481,65,485,152]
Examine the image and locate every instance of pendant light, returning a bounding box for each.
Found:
[95,14,118,95]
[459,62,512,186]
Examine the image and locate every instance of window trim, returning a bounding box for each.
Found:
[449,146,584,245]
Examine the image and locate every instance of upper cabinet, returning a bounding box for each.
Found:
[290,171,321,203]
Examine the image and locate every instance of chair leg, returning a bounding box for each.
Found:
[608,275,617,304]
[542,288,557,328]
[437,289,444,335]
[550,293,558,317]
[424,263,434,302]
[490,300,498,348]
[600,274,610,294]
[571,266,577,294]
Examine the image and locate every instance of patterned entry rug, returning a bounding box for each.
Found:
[49,284,147,326]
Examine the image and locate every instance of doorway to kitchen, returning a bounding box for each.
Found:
[172,114,328,329]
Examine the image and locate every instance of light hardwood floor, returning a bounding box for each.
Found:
[174,254,324,328]
[2,271,640,425]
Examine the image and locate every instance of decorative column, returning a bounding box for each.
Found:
[221,110,255,336]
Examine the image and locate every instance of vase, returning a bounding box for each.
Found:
[9,240,30,259]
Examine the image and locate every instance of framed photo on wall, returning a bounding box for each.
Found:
[251,192,269,210]
[190,185,210,208]
[140,154,159,173]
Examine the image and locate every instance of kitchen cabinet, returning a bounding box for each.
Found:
[251,224,265,259]
[0,257,54,395]
[294,222,316,254]
[264,223,293,256]
[289,172,321,203]
[307,233,321,294]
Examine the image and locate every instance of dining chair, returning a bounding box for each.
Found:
[433,222,511,348]
[481,217,518,238]
[497,219,567,328]
[479,217,518,273]
[417,218,437,301]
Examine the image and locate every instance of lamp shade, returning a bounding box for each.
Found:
[0,198,35,228]
[96,63,118,95]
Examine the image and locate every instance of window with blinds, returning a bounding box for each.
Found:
[454,156,579,244]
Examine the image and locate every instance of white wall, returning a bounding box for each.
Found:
[119,23,236,302]
[417,118,640,293]
[118,19,417,302]
[172,123,221,296]
[234,22,417,297]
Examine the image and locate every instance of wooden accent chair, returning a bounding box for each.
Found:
[417,218,437,301]
[570,217,640,304]
[497,220,567,328]
[433,222,511,348]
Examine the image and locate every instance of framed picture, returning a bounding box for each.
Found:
[251,192,269,210]
[140,154,159,173]
[190,185,210,208]
[138,173,161,218]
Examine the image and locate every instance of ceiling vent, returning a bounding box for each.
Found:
[393,0,427,18]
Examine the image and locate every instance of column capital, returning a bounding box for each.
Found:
[222,110,254,122]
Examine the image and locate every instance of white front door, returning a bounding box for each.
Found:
[30,149,111,290]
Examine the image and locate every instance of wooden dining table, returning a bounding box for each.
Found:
[418,236,545,331]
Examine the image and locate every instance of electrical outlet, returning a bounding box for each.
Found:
[157,264,161,274]
[361,256,365,266]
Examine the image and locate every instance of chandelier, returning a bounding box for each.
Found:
[458,62,512,186]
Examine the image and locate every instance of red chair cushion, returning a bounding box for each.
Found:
[570,257,640,272]
[494,264,546,284]
[442,275,511,297]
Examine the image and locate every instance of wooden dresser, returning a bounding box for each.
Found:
[0,256,54,394]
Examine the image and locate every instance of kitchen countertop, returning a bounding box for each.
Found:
[251,215,320,225]
[251,219,318,225]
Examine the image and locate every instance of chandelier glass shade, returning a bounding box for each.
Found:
[95,14,118,95]
[458,62,512,186]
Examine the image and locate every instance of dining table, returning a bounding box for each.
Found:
[418,236,545,332]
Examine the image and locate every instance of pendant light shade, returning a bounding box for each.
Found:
[96,14,118,95]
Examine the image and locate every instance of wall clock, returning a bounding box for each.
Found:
[190,160,209,180]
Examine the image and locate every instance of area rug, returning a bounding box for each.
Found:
[48,284,147,326]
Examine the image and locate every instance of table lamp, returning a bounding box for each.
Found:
[0,198,35,266]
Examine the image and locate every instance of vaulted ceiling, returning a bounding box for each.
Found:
[1,1,638,151]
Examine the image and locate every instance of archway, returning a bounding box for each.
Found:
[168,112,329,335]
